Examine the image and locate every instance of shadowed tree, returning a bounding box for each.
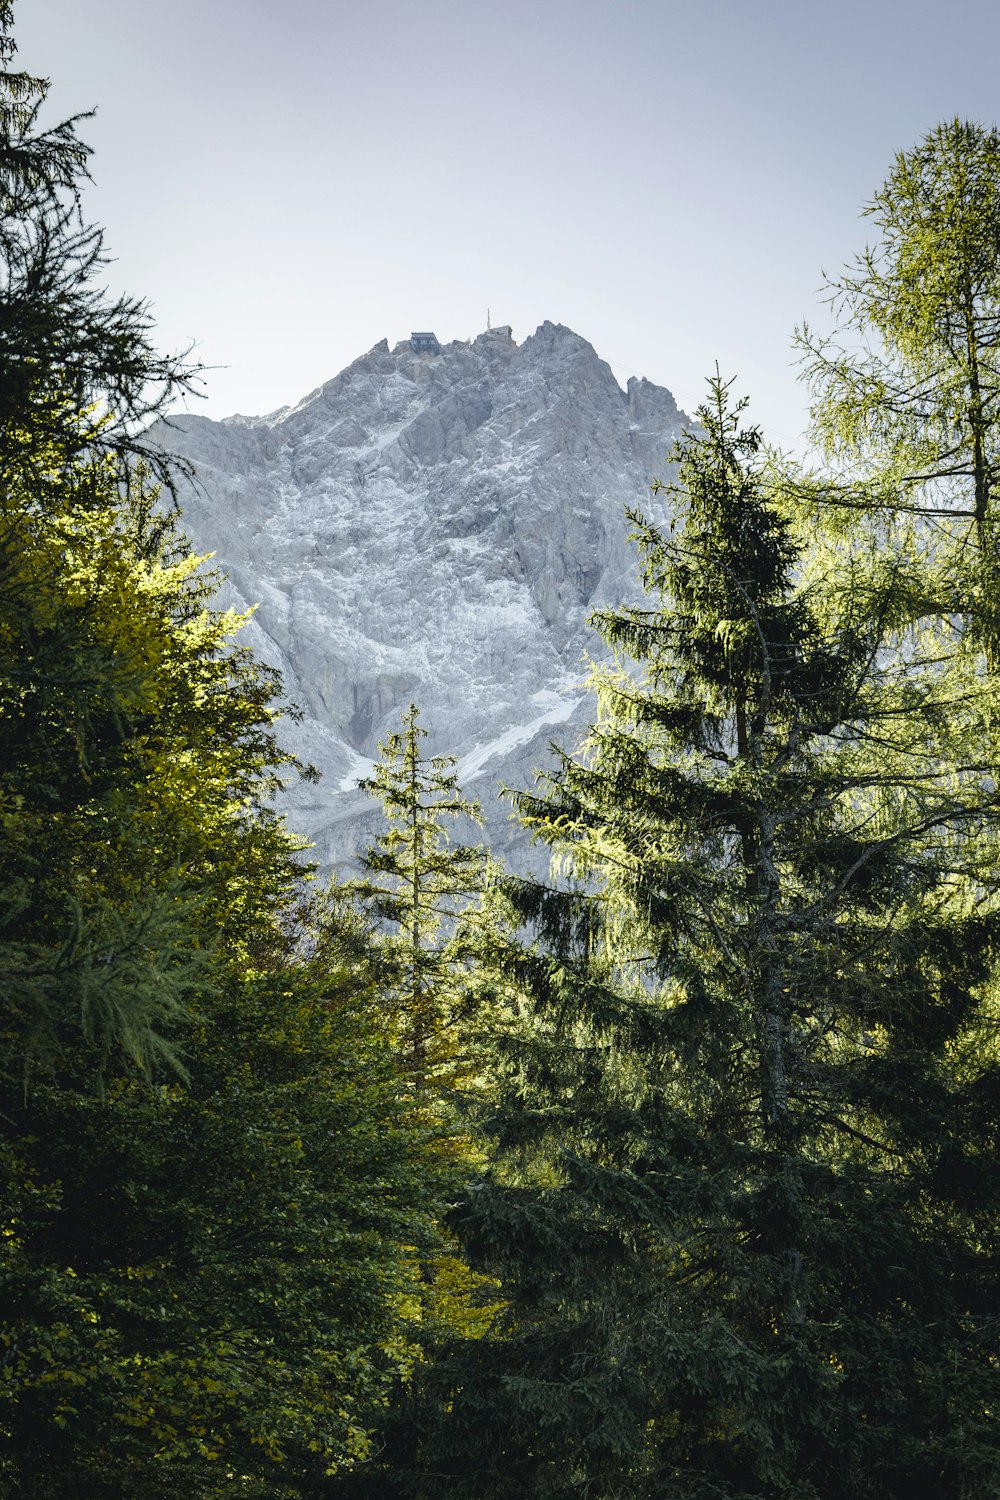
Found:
[0,11,458,1494]
[348,379,1000,1500]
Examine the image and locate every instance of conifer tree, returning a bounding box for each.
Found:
[347,703,486,1095]
[321,706,506,1478]
[0,440,305,1079]
[797,118,1000,650]
[1,966,450,1500]
[0,0,198,490]
[364,380,1000,1500]
[0,12,456,1492]
[0,0,230,1080]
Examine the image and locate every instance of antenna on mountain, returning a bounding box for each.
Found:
[487,307,491,331]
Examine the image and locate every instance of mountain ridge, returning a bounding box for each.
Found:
[155,321,687,871]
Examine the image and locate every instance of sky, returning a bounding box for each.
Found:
[16,0,1000,451]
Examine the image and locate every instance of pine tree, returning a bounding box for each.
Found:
[371,380,1000,1500]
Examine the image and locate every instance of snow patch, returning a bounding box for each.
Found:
[458,694,584,784]
[337,746,378,792]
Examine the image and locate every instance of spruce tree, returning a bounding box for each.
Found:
[0,12,456,1492]
[0,4,244,1081]
[366,380,1000,1500]
[320,706,507,1493]
[0,0,198,490]
[1,966,450,1500]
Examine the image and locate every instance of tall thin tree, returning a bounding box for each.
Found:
[349,703,486,1095]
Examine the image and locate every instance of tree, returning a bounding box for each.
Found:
[0,0,240,1082]
[1,967,452,1500]
[319,709,506,1498]
[0,0,199,491]
[797,119,1000,647]
[347,703,486,1096]
[367,380,1000,1499]
[0,438,466,1491]
[0,12,456,1493]
[0,437,305,1081]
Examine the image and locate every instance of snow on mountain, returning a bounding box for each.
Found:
[155,321,687,872]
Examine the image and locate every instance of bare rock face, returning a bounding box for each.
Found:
[156,322,686,872]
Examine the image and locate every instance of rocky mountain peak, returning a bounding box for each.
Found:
[156,324,688,871]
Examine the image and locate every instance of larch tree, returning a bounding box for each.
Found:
[346,703,487,1097]
[797,118,1000,653]
[0,0,271,1082]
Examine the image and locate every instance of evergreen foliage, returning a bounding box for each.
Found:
[1,972,444,1499]
[346,703,486,1094]
[0,442,302,1081]
[0,0,199,490]
[0,0,281,1083]
[362,380,1000,1500]
[321,708,508,1494]
[0,10,456,1493]
[4,19,1000,1489]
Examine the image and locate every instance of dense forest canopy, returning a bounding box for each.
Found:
[0,5,997,1497]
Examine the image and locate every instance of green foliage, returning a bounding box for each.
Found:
[0,439,304,1081]
[797,119,1000,648]
[0,2,303,1081]
[367,380,1000,1499]
[0,12,455,1497]
[0,2,199,491]
[5,26,999,1491]
[319,710,508,1492]
[345,703,486,1093]
[0,971,447,1499]
[801,120,1000,478]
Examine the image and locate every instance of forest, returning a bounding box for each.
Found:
[0,6,998,1498]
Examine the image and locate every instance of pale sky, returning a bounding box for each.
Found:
[17,0,1000,451]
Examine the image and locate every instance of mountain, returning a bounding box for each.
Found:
[155,321,687,872]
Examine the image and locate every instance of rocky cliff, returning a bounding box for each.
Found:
[157,322,687,871]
